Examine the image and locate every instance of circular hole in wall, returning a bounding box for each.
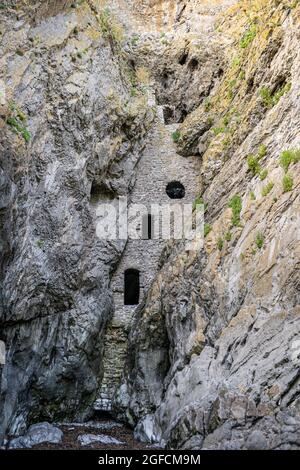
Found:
[166,181,186,199]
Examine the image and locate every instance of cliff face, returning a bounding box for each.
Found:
[0,0,300,450]
[0,0,153,440]
[113,0,300,450]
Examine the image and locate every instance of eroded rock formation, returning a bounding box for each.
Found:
[0,0,300,450]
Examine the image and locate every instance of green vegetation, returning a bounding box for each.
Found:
[223,115,230,127]
[240,25,257,49]
[130,87,138,97]
[247,155,261,176]
[255,232,264,249]
[98,8,124,44]
[225,231,232,242]
[193,196,204,211]
[261,181,274,197]
[279,149,300,172]
[217,237,224,251]
[258,144,267,158]
[228,194,242,227]
[260,82,291,108]
[6,102,31,143]
[36,240,44,249]
[247,145,268,177]
[232,56,241,67]
[212,126,226,136]
[131,34,139,46]
[282,174,293,192]
[172,130,181,143]
[238,70,246,81]
[204,98,211,112]
[260,169,268,180]
[250,191,256,201]
[204,223,212,238]
[222,136,231,149]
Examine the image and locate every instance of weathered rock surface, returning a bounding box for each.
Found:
[0,0,153,441]
[8,422,63,449]
[113,0,300,450]
[1,0,300,451]
[78,432,123,446]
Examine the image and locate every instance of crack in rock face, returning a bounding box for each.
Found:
[1,0,300,451]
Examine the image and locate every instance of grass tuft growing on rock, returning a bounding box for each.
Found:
[98,8,124,44]
[240,25,257,49]
[260,83,291,108]
[282,174,293,192]
[172,130,181,143]
[225,231,232,242]
[255,232,264,249]
[228,194,242,227]
[204,223,212,238]
[217,237,224,251]
[261,181,274,197]
[260,169,268,180]
[6,102,31,143]
[279,149,300,172]
[258,144,267,158]
[247,155,261,176]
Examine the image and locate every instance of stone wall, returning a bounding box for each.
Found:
[96,97,200,410]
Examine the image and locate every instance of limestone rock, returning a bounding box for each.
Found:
[77,433,124,446]
[8,422,63,449]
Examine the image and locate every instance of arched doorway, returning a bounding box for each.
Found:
[124,269,140,305]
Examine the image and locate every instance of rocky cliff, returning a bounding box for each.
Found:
[0,0,153,440]
[1,0,300,450]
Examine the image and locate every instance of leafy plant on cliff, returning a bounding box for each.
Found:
[217,237,224,251]
[261,181,274,197]
[255,232,264,249]
[225,231,232,242]
[282,174,293,192]
[240,25,257,49]
[193,196,204,211]
[98,8,124,45]
[260,169,268,181]
[279,149,300,172]
[6,101,31,143]
[172,130,181,143]
[228,195,242,227]
[204,223,212,238]
[258,144,267,158]
[260,82,291,108]
[247,155,261,176]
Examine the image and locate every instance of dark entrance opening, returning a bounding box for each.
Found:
[142,214,154,239]
[124,269,140,305]
[166,181,185,199]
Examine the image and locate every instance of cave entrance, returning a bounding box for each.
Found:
[124,269,140,306]
[166,181,186,199]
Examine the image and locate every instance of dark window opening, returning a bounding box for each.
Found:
[142,214,154,239]
[178,52,188,65]
[179,109,188,122]
[188,58,199,72]
[124,269,140,305]
[163,106,175,124]
[166,181,185,199]
[90,180,115,203]
[129,59,136,70]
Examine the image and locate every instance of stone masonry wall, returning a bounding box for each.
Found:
[96,96,200,410]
